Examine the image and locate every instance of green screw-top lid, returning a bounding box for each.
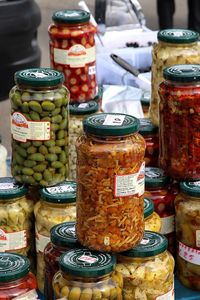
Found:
[59,248,116,277]
[145,167,170,188]
[0,177,28,199]
[83,113,140,136]
[120,231,168,257]
[139,118,158,135]
[163,64,200,83]
[144,197,154,218]
[140,91,150,107]
[52,9,90,24]
[158,29,199,43]
[50,222,80,248]
[69,101,99,115]
[40,181,76,203]
[180,181,200,197]
[15,68,64,87]
[0,253,30,283]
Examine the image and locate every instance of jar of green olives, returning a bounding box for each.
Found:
[10,68,70,187]
[53,248,123,299]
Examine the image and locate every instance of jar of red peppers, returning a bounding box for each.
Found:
[44,221,81,300]
[48,9,97,103]
[0,252,38,299]
[159,64,200,180]
[139,118,159,167]
[76,113,146,252]
[144,167,176,255]
[175,181,200,290]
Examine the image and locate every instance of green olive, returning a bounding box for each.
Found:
[28,100,42,113]
[49,146,62,154]
[68,287,81,300]
[33,163,47,172]
[29,153,45,162]
[30,111,40,121]
[24,160,37,168]
[51,161,64,168]
[45,153,58,162]
[80,288,93,300]
[41,100,55,111]
[27,146,37,154]
[22,167,34,176]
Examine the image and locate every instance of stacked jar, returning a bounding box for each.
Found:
[144,197,161,232]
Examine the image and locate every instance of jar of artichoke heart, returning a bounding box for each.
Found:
[10,68,70,187]
[44,221,81,300]
[76,113,146,252]
[150,29,200,126]
[34,180,76,293]
[116,231,175,300]
[53,248,123,300]
[69,100,100,180]
[144,197,161,232]
[175,180,200,290]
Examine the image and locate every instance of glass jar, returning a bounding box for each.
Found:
[69,100,100,180]
[159,64,200,180]
[0,253,37,299]
[144,197,161,232]
[150,29,200,126]
[48,9,97,102]
[140,90,150,118]
[34,180,77,293]
[44,221,81,300]
[10,68,70,187]
[0,136,7,177]
[116,231,175,300]
[139,118,159,167]
[76,113,146,252]
[53,248,122,299]
[175,180,200,290]
[144,167,176,255]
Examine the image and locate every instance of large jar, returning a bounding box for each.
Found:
[10,68,69,187]
[144,197,161,232]
[175,180,200,290]
[159,64,200,180]
[76,113,146,252]
[0,253,37,299]
[44,221,81,300]
[150,29,200,126]
[116,231,175,300]
[34,181,76,293]
[69,100,100,180]
[48,9,97,102]
[53,248,122,299]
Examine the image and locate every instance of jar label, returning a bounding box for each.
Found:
[103,114,125,126]
[11,112,50,142]
[179,241,200,265]
[46,184,75,194]
[0,229,27,251]
[160,215,175,235]
[12,289,38,299]
[0,182,15,190]
[156,286,174,299]
[35,227,50,253]
[79,255,98,263]
[196,230,200,247]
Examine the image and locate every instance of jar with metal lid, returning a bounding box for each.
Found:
[0,136,7,177]
[116,231,175,300]
[76,113,146,252]
[144,167,176,255]
[69,100,100,180]
[159,64,200,180]
[44,221,81,300]
[140,90,150,117]
[53,248,122,299]
[139,118,159,167]
[0,252,38,299]
[48,9,97,102]
[150,29,200,126]
[10,68,69,187]
[175,180,200,290]
[34,180,77,293]
[144,197,161,232]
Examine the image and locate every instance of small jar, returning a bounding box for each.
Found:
[0,136,7,177]
[116,231,175,300]
[69,100,100,180]
[144,197,161,232]
[150,29,200,126]
[34,180,76,293]
[139,118,159,167]
[44,221,81,300]
[140,90,150,117]
[48,9,97,102]
[10,68,70,187]
[0,253,37,299]
[159,64,200,180]
[53,248,122,299]
[76,113,146,252]
[175,181,200,290]
[144,167,176,255]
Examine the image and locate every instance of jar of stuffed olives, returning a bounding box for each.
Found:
[44,221,81,300]
[34,181,77,293]
[144,197,161,232]
[76,113,146,252]
[53,248,122,299]
[10,68,70,187]
[175,180,200,290]
[116,231,175,300]
[150,29,200,126]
